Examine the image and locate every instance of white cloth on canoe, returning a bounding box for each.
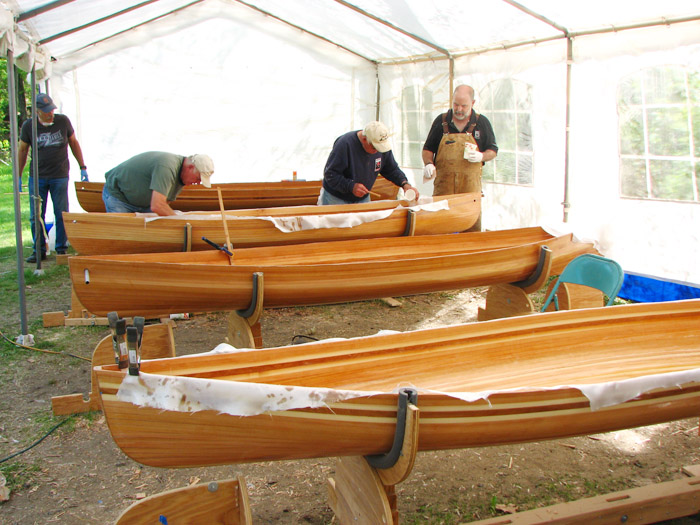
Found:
[135,197,447,233]
[116,337,700,417]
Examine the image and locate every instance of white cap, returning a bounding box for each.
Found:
[363,121,391,153]
[191,154,214,187]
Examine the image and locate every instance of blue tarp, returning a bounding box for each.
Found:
[619,272,700,303]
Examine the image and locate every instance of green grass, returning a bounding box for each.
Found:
[0,165,32,250]
[0,461,42,493]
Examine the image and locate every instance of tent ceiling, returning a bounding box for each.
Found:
[3,0,700,70]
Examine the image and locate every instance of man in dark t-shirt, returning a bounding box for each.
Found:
[18,93,88,262]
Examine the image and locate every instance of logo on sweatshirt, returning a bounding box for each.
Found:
[374,158,381,172]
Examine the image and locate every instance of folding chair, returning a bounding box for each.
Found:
[541,254,624,312]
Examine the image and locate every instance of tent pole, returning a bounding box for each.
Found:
[449,57,454,104]
[375,66,380,121]
[30,68,44,271]
[562,37,572,223]
[6,51,29,339]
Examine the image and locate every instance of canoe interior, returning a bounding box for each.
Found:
[100,299,700,393]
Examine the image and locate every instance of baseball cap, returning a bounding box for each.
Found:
[36,93,57,113]
[364,121,392,153]
[191,154,214,187]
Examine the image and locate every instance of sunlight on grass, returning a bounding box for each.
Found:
[0,165,31,250]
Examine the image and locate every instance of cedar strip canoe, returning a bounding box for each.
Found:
[64,193,480,254]
[69,227,597,317]
[75,177,400,213]
[94,299,700,468]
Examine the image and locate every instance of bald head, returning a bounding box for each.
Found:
[452,84,475,122]
[454,85,475,100]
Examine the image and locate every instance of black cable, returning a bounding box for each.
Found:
[0,417,73,464]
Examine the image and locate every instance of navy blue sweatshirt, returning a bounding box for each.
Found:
[322,130,408,203]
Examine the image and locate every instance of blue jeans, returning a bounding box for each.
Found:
[318,188,370,206]
[28,176,69,254]
[102,185,151,213]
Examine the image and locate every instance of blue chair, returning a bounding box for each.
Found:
[541,254,624,312]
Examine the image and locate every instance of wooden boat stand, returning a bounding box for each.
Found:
[224,212,416,350]
[325,387,700,524]
[115,475,252,524]
[227,272,264,349]
[478,246,604,321]
[328,388,420,524]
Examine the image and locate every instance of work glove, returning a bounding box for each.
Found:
[423,163,436,182]
[80,169,89,182]
[465,150,483,163]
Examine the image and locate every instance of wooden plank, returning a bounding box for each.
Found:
[42,311,66,327]
[116,476,251,524]
[471,476,700,524]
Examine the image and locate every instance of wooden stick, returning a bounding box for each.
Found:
[217,188,233,263]
[369,191,382,198]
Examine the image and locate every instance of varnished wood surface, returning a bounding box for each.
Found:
[75,177,400,212]
[115,476,251,524]
[69,227,597,317]
[64,193,480,255]
[95,300,700,467]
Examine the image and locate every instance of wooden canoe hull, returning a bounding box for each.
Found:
[94,299,700,468]
[69,227,597,317]
[75,177,400,213]
[63,193,480,254]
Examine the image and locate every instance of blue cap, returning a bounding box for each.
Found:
[36,93,57,112]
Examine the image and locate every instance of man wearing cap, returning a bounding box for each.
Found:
[18,93,88,262]
[422,84,498,231]
[319,121,419,205]
[102,152,214,216]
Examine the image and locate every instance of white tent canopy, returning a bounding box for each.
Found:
[2,0,700,283]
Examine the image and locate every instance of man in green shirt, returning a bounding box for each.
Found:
[102,151,214,215]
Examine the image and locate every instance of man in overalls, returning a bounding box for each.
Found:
[422,84,498,231]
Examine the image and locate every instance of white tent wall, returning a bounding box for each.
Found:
[566,24,700,284]
[379,41,569,230]
[4,1,699,284]
[379,21,700,284]
[46,0,377,216]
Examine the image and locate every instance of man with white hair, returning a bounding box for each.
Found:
[319,121,419,205]
[102,151,214,216]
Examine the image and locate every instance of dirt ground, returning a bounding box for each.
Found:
[1,257,700,524]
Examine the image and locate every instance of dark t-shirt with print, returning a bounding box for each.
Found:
[20,114,74,179]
